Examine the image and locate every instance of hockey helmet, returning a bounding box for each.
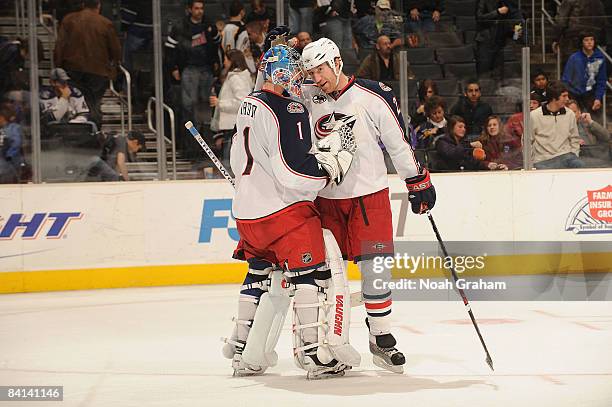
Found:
[261,44,306,99]
[301,37,344,85]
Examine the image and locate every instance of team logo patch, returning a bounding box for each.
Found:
[314,112,354,139]
[565,185,612,234]
[287,102,305,114]
[372,242,387,251]
[379,82,392,92]
[312,94,327,104]
[302,252,313,264]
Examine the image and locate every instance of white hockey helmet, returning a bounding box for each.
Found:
[302,37,344,84]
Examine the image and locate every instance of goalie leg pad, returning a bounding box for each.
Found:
[322,228,361,367]
[241,268,291,368]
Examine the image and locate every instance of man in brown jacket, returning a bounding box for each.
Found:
[356,35,413,82]
[54,0,121,129]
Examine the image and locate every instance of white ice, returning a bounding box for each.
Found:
[1,284,611,407]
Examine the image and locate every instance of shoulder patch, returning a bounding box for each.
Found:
[287,102,305,114]
[379,82,392,92]
[312,94,327,104]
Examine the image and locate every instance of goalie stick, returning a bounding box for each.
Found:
[185,121,365,308]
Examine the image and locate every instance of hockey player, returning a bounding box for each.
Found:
[301,38,437,373]
[222,44,358,379]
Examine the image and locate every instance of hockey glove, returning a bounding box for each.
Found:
[316,117,357,155]
[315,150,354,186]
[406,168,436,214]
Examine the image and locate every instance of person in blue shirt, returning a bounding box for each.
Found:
[562,32,607,115]
[0,103,24,183]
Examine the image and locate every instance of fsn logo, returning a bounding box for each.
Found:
[0,212,83,240]
[199,199,240,243]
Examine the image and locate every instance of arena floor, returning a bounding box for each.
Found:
[1,284,611,406]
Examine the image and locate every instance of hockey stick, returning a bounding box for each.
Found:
[426,211,494,371]
[185,121,235,187]
[185,121,364,307]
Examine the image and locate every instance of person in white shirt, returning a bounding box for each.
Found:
[40,68,92,128]
[302,38,437,373]
[209,49,253,169]
[224,44,356,379]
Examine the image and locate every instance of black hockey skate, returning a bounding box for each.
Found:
[303,344,349,380]
[366,319,405,374]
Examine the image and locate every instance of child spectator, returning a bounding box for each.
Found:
[531,70,548,99]
[414,95,446,149]
[411,79,438,127]
[0,103,24,182]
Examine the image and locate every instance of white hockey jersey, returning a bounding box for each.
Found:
[231,89,328,220]
[302,77,420,199]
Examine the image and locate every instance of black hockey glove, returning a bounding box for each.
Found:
[405,169,436,214]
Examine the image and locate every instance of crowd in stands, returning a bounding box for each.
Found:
[0,0,610,183]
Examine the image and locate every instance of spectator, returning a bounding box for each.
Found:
[531,69,548,99]
[288,0,314,35]
[561,32,607,114]
[209,49,253,170]
[40,68,92,128]
[553,0,606,63]
[414,95,446,149]
[435,115,497,171]
[531,81,584,169]
[222,1,248,53]
[411,79,439,127]
[294,31,313,53]
[504,91,542,155]
[165,0,221,135]
[119,1,152,78]
[316,0,353,49]
[54,0,121,130]
[245,0,276,31]
[479,115,522,170]
[86,130,146,181]
[403,0,443,33]
[566,99,611,164]
[0,103,24,182]
[245,20,265,73]
[353,0,403,52]
[0,37,27,96]
[450,80,493,139]
[475,0,522,80]
[356,35,414,82]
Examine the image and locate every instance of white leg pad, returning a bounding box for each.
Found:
[321,228,361,367]
[241,269,291,367]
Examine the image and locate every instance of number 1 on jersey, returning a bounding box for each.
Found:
[242,127,254,175]
[297,121,303,140]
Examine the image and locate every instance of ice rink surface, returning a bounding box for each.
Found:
[1,284,611,407]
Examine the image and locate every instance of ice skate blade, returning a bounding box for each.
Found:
[372,355,404,374]
[232,367,265,377]
[306,369,346,380]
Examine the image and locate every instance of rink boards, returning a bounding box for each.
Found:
[0,169,611,293]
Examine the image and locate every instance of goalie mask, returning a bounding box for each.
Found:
[261,45,306,99]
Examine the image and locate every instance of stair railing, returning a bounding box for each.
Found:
[147,97,177,180]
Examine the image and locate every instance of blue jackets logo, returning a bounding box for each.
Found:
[0,212,83,240]
[199,199,240,243]
[565,185,612,234]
